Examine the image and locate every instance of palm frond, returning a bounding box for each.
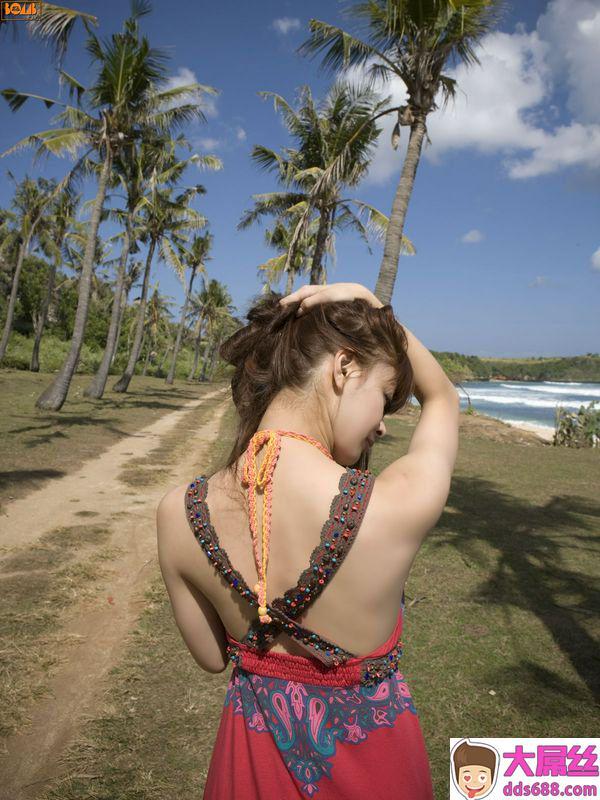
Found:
[27,3,98,65]
[58,70,87,103]
[1,89,64,112]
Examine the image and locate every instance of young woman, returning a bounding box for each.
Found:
[157,281,460,799]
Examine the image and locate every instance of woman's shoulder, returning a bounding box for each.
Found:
[156,480,198,570]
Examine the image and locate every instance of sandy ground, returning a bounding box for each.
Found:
[503,420,555,442]
[0,386,229,800]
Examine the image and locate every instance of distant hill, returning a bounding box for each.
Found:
[434,353,600,383]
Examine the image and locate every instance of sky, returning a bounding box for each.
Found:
[0,0,598,358]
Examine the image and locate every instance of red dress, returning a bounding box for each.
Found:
[185,466,434,799]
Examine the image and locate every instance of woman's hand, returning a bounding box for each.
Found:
[279,282,384,315]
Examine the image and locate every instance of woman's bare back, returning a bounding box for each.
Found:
[177,436,424,658]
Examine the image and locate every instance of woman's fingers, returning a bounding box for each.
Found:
[278,283,368,315]
[279,284,327,305]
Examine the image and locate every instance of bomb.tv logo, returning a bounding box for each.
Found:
[1,2,42,20]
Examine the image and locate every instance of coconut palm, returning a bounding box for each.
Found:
[164,231,213,385]
[112,257,143,367]
[258,214,319,294]
[1,0,218,409]
[241,81,399,284]
[141,283,174,375]
[197,282,235,382]
[30,189,81,371]
[112,175,208,393]
[86,133,219,398]
[186,285,207,382]
[0,3,98,67]
[0,174,61,361]
[299,0,505,303]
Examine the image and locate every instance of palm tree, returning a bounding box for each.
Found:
[241,81,397,284]
[258,213,319,294]
[186,284,207,382]
[0,174,60,361]
[299,0,505,303]
[197,282,235,382]
[112,257,143,367]
[141,283,174,375]
[85,133,219,398]
[165,231,213,384]
[30,189,81,371]
[1,1,218,410]
[112,177,209,393]
[0,3,98,66]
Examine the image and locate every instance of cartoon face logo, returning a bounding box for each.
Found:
[451,739,499,799]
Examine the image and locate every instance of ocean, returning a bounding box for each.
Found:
[442,380,600,433]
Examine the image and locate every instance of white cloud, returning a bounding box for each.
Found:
[591,246,600,271]
[348,0,600,184]
[236,126,247,141]
[461,229,484,243]
[196,137,221,150]
[529,276,551,287]
[537,0,600,124]
[272,17,301,35]
[506,122,600,178]
[163,67,218,119]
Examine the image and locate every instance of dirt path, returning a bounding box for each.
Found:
[0,386,229,800]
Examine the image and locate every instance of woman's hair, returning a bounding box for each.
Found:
[219,289,415,481]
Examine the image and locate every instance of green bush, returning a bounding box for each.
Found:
[554,401,600,448]
[1,332,103,374]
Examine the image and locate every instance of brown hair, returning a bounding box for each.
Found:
[219,289,415,484]
[453,740,497,782]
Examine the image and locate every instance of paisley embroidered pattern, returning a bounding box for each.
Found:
[224,667,418,797]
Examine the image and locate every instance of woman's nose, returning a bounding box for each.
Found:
[376,421,386,437]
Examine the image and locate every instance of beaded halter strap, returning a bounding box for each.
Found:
[240,428,335,626]
[184,430,402,678]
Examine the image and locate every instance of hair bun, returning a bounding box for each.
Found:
[219,291,287,367]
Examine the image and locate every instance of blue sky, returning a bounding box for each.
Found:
[0,0,598,358]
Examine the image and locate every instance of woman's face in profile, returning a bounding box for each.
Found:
[330,360,395,466]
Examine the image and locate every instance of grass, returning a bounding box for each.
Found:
[0,370,226,512]
[118,397,219,488]
[0,370,227,742]
[27,402,599,799]
[387,428,600,795]
[36,408,241,800]
[0,522,116,738]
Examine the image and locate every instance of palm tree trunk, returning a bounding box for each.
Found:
[309,207,330,285]
[36,147,112,411]
[199,334,213,382]
[111,290,128,367]
[166,267,196,385]
[285,270,295,294]
[84,220,131,398]
[141,339,154,376]
[375,117,427,305]
[207,330,223,382]
[187,313,204,381]
[158,341,172,374]
[30,255,58,372]
[0,235,31,361]
[112,238,156,393]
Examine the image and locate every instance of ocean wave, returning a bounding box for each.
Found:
[457,393,594,409]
